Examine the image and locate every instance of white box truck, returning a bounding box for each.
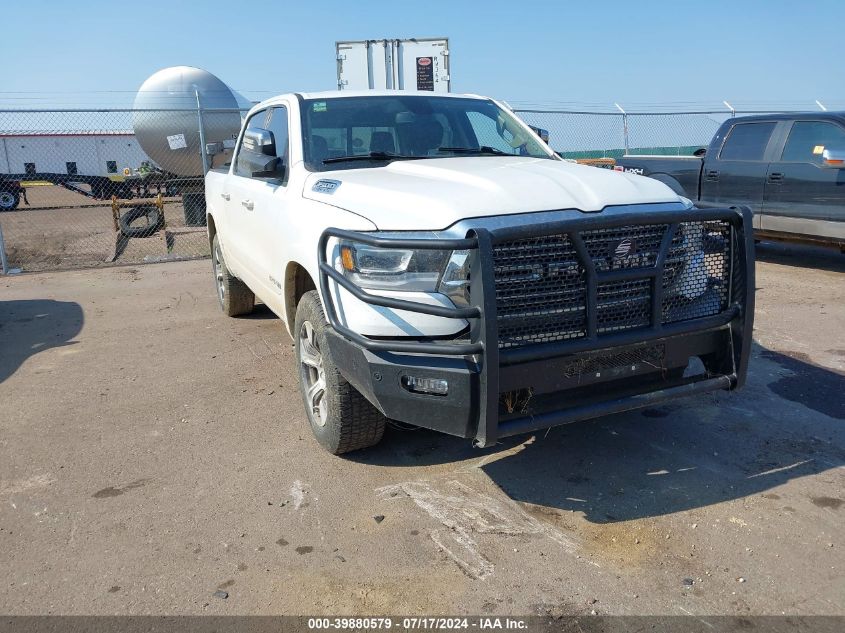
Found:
[336,38,450,92]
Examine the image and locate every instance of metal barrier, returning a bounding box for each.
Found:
[318,205,754,446]
[0,107,248,273]
[0,105,805,274]
[512,109,730,159]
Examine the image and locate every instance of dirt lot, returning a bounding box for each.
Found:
[0,185,208,272]
[0,243,843,616]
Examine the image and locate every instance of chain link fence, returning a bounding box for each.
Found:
[0,108,247,273]
[0,106,803,274]
[513,109,730,159]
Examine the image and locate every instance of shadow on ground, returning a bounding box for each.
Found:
[0,299,84,383]
[353,342,845,523]
[754,241,845,273]
[241,303,278,321]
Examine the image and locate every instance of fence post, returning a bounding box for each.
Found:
[614,103,629,156]
[723,101,736,118]
[0,221,8,274]
[196,90,210,175]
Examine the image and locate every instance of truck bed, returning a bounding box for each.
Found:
[615,155,704,198]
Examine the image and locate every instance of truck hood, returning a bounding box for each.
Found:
[302,156,681,230]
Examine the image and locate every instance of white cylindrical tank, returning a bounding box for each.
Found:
[132,66,252,176]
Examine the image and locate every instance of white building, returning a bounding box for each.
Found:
[0,131,152,178]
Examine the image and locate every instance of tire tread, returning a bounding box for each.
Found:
[212,235,255,317]
[296,290,386,454]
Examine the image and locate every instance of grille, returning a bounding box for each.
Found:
[662,221,732,323]
[559,344,666,378]
[583,224,669,270]
[493,234,586,349]
[597,278,651,334]
[492,220,733,349]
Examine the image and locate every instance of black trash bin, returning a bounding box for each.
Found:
[182,193,207,227]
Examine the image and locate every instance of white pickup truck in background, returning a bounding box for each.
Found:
[205,90,755,455]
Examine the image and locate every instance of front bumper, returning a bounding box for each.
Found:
[318,205,755,446]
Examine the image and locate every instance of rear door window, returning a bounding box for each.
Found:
[265,106,290,183]
[266,107,289,161]
[780,121,845,163]
[719,122,776,161]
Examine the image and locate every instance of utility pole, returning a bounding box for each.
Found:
[196,89,210,175]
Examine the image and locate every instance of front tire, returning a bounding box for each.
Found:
[295,290,386,454]
[211,234,255,316]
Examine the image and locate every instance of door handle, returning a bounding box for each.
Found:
[768,172,784,183]
[705,169,719,181]
[220,192,230,201]
[241,199,254,210]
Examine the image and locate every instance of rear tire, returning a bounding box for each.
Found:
[295,290,386,454]
[212,234,255,316]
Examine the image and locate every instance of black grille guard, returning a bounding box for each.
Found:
[318,205,756,445]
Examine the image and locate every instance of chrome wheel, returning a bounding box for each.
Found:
[299,320,327,427]
[0,192,15,209]
[213,243,225,307]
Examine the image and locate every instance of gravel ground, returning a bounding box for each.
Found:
[0,242,842,616]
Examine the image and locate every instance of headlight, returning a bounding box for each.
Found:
[336,239,472,306]
[438,250,472,307]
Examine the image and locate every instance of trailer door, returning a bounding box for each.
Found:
[337,41,389,90]
[396,39,450,93]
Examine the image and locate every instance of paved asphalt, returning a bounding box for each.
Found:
[0,243,842,616]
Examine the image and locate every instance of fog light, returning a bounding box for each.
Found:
[401,375,448,396]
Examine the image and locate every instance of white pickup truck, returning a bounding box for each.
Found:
[205,90,755,455]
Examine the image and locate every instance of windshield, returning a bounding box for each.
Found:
[301,95,555,170]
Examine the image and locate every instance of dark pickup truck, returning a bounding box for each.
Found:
[616,112,845,251]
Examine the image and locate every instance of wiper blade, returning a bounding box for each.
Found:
[437,145,510,156]
[322,152,421,164]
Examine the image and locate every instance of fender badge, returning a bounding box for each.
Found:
[312,179,341,194]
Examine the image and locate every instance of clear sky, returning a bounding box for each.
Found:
[2,0,842,111]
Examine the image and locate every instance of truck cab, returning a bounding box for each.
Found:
[205,91,754,455]
[703,113,845,247]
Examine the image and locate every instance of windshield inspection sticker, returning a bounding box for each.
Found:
[312,179,341,194]
[313,102,327,112]
[166,133,187,150]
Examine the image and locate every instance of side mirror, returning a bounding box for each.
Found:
[242,127,276,157]
[821,148,845,168]
[239,128,285,180]
[693,147,707,158]
[528,125,550,144]
[251,156,286,179]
